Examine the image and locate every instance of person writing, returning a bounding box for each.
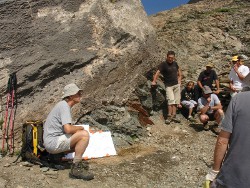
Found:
[43,83,94,180]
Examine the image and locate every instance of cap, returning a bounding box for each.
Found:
[62,83,82,99]
[203,85,213,95]
[231,56,238,62]
[206,63,214,68]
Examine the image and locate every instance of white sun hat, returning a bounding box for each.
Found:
[62,83,82,99]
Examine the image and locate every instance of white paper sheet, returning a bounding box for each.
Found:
[64,125,117,160]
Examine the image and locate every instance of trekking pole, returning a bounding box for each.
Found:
[8,73,17,155]
[1,75,12,155]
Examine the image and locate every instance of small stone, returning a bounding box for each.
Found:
[40,167,49,172]
[4,163,10,167]
[22,162,33,167]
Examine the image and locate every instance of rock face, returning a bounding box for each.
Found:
[0,0,159,145]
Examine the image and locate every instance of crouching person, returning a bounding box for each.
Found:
[197,85,224,134]
[43,83,94,180]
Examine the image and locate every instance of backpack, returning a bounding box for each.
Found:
[14,120,49,165]
[14,120,66,168]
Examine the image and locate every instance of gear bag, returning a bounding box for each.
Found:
[14,120,65,169]
[18,120,48,164]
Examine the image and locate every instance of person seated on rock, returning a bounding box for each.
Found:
[228,55,249,97]
[197,85,224,133]
[180,81,197,121]
[43,83,94,181]
[194,63,220,102]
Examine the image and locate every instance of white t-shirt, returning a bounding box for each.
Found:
[197,94,220,114]
[228,65,249,90]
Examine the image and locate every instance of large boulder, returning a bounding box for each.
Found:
[0,0,160,145]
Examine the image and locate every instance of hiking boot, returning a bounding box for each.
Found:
[165,119,171,124]
[165,115,172,124]
[172,115,181,123]
[82,161,90,170]
[203,122,209,131]
[69,162,94,180]
[187,116,195,122]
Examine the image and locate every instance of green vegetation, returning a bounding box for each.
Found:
[215,8,231,13]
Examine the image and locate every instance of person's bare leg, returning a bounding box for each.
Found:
[199,114,209,124]
[69,129,94,180]
[189,108,193,117]
[214,109,224,124]
[172,104,177,116]
[70,130,89,160]
[168,105,173,116]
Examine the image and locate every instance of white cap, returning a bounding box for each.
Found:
[62,83,82,99]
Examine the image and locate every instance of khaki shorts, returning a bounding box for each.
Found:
[166,84,180,105]
[47,134,71,154]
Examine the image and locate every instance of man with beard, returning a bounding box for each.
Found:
[194,63,220,102]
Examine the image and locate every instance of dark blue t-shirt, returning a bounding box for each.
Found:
[198,70,218,88]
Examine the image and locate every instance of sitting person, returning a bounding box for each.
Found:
[180,81,197,121]
[194,63,220,102]
[197,85,224,133]
[43,83,94,180]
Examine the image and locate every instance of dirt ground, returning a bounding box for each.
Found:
[0,114,218,188]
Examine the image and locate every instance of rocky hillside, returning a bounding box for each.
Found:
[146,0,250,109]
[149,0,250,81]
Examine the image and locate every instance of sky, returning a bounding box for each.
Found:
[141,0,190,15]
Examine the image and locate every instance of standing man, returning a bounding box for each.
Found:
[152,51,182,124]
[195,63,220,102]
[206,75,250,187]
[43,83,94,180]
[197,85,224,132]
[228,55,249,97]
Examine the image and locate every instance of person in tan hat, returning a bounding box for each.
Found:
[194,63,220,101]
[228,55,249,97]
[43,83,94,180]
